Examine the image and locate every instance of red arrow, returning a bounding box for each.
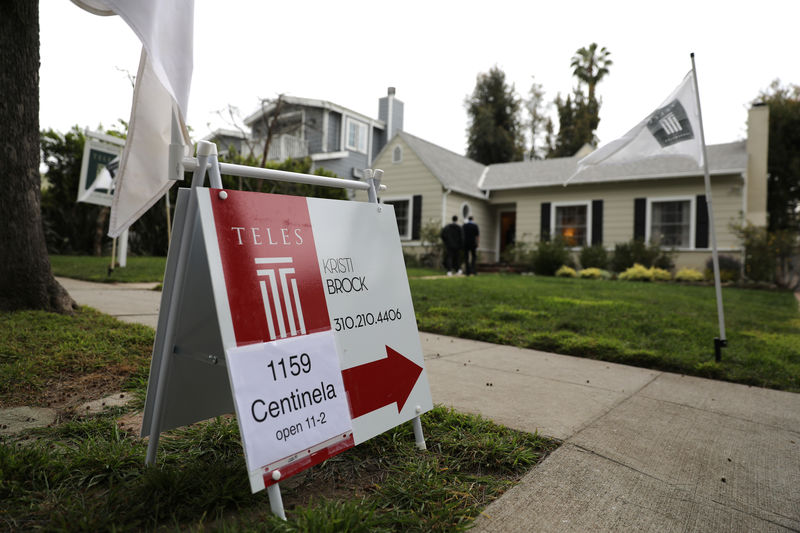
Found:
[341,346,423,419]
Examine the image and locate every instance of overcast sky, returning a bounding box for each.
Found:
[40,1,799,156]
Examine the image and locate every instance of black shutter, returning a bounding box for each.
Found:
[540,202,551,241]
[411,195,422,240]
[695,194,709,249]
[634,198,646,241]
[591,200,603,245]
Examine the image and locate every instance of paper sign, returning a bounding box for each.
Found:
[225,330,352,473]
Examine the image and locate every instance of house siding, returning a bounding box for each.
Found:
[357,136,443,241]
[490,174,745,269]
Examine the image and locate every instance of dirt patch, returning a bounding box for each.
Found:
[5,367,137,410]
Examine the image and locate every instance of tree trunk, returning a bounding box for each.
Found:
[0,0,75,313]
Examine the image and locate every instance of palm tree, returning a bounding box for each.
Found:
[570,43,612,103]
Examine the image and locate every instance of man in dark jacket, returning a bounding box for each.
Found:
[463,215,479,275]
[440,215,463,275]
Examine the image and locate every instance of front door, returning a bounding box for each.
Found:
[499,211,516,258]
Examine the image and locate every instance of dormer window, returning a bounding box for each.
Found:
[345,118,368,154]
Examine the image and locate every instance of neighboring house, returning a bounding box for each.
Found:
[359,104,769,270]
[205,88,404,188]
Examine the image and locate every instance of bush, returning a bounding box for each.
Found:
[705,255,742,282]
[579,267,611,279]
[674,268,704,282]
[610,239,674,272]
[500,240,535,266]
[419,222,444,268]
[618,263,672,282]
[532,238,573,276]
[555,265,577,277]
[579,244,608,269]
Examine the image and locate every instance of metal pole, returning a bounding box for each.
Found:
[145,151,210,465]
[267,483,286,520]
[691,53,727,361]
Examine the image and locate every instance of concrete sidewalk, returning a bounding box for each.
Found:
[58,277,800,532]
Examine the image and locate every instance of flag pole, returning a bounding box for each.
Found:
[690,53,727,361]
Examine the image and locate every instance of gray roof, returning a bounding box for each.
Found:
[397,132,487,198]
[482,141,747,191]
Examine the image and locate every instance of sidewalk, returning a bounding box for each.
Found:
[58,278,800,532]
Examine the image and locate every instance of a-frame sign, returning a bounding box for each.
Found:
[141,171,432,496]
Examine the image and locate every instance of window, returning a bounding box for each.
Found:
[383,198,411,239]
[461,202,471,220]
[553,203,589,246]
[345,118,368,153]
[649,199,692,247]
[392,145,402,163]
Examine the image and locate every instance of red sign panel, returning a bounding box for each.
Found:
[210,190,331,346]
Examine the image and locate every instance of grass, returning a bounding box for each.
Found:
[49,255,167,283]
[50,256,440,283]
[410,274,800,392]
[0,307,557,531]
[1,407,556,532]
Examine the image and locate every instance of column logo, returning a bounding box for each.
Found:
[255,257,306,340]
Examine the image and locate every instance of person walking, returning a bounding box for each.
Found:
[440,215,463,275]
[463,215,479,275]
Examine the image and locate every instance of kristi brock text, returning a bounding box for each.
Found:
[322,256,368,295]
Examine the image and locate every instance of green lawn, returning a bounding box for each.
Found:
[410,275,800,392]
[49,255,167,283]
[49,256,441,283]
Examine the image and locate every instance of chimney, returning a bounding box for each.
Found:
[745,103,769,226]
[379,87,404,144]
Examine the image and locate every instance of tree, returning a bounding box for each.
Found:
[465,66,525,165]
[40,127,110,255]
[547,91,598,157]
[547,43,612,158]
[570,43,613,104]
[754,80,800,231]
[0,0,75,313]
[524,77,548,159]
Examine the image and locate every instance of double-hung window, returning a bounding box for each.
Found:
[553,202,590,247]
[345,118,368,154]
[382,197,411,239]
[647,197,693,248]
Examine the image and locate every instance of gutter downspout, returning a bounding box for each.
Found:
[441,188,451,226]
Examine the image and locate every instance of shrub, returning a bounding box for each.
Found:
[675,268,704,282]
[618,263,653,281]
[704,254,742,282]
[579,244,608,269]
[555,265,577,277]
[618,263,671,282]
[610,239,674,272]
[532,238,573,276]
[651,267,672,281]
[500,240,535,266]
[419,222,443,268]
[579,267,611,279]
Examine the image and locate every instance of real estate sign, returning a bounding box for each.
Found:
[142,187,432,493]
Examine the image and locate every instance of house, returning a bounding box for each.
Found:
[206,88,404,187]
[358,104,769,270]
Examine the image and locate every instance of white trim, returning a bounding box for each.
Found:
[477,166,490,190]
[381,195,414,240]
[551,201,592,248]
[310,150,349,161]
[345,117,368,154]
[442,189,451,227]
[322,110,329,152]
[244,95,386,129]
[645,195,696,250]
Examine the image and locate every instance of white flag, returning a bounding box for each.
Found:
[72,0,194,237]
[572,72,703,179]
